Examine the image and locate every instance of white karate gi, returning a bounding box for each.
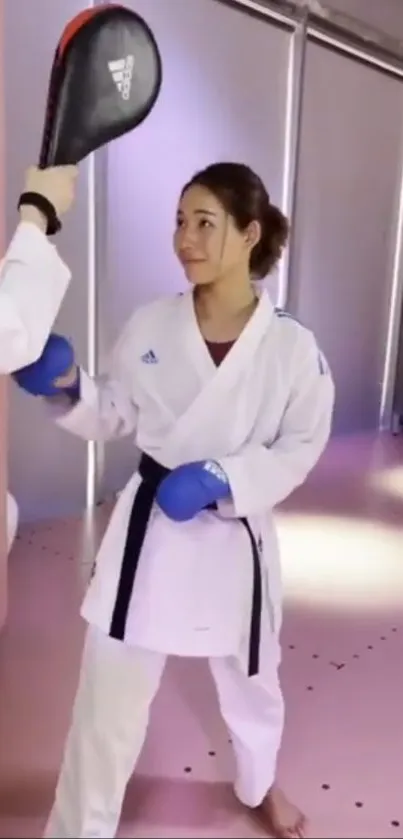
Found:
[44,285,335,838]
[0,222,71,555]
[0,221,71,374]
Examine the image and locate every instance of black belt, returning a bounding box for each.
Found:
[109,453,262,676]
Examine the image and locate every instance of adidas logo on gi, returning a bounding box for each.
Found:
[141,350,158,364]
[108,55,134,101]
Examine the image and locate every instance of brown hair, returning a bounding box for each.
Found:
[182,162,289,279]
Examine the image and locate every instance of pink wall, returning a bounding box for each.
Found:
[0,0,8,629]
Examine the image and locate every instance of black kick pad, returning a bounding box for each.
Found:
[39,3,162,167]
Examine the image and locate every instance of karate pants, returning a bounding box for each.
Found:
[44,625,284,839]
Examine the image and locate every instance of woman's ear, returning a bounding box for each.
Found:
[244,219,261,250]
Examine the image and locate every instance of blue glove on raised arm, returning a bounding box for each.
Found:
[156,460,231,522]
[13,333,79,398]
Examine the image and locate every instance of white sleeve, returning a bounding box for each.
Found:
[217,330,335,518]
[0,222,71,373]
[50,318,139,442]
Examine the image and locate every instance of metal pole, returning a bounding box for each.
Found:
[215,0,296,28]
[277,7,308,309]
[85,0,110,511]
[379,145,403,431]
[85,148,108,512]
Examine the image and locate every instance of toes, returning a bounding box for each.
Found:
[296,814,308,837]
[281,814,308,839]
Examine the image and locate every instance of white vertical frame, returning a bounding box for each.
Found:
[85,0,108,510]
[278,8,308,309]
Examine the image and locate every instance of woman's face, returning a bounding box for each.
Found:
[174,184,255,286]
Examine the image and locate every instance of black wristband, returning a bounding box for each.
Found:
[18,191,62,236]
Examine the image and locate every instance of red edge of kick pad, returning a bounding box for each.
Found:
[57,4,122,60]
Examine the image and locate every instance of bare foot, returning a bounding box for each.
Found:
[257,784,308,838]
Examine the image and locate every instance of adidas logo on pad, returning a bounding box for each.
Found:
[108,55,134,101]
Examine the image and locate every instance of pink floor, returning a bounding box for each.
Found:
[0,433,402,839]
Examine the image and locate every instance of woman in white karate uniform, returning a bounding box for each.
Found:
[15,162,335,839]
[0,164,76,551]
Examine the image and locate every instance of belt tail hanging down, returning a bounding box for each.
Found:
[109,453,262,676]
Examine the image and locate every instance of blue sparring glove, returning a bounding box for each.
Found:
[13,333,79,398]
[156,460,231,522]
